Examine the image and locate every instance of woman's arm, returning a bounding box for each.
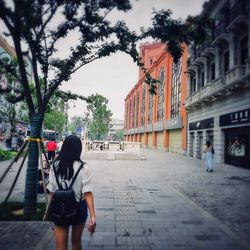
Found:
[84,191,96,231]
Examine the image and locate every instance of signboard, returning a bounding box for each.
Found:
[219,109,250,127]
[76,127,82,133]
[166,116,182,130]
[189,117,214,131]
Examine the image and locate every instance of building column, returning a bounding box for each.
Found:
[229,32,236,69]
[248,12,250,59]
[163,130,169,151]
[246,12,250,73]
[194,131,199,159]
[215,47,221,79]
[152,131,157,149]
[133,134,136,142]
[213,116,224,164]
[204,59,208,86]
[187,130,192,157]
[187,74,191,96]
[137,133,141,142]
[144,132,148,148]
[195,68,199,91]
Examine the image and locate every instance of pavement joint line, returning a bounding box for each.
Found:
[170,184,250,250]
[34,223,54,250]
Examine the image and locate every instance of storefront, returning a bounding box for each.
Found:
[147,133,152,148]
[156,131,164,150]
[220,109,250,168]
[169,130,182,153]
[188,117,214,159]
[140,133,144,145]
[166,116,183,153]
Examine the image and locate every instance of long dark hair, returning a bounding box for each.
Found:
[56,135,82,180]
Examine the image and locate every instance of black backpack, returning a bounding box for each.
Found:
[50,161,85,226]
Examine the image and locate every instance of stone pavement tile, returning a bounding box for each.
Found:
[116,235,148,246]
[116,226,146,236]
[194,242,245,250]
[0,222,51,250]
[1,149,250,249]
[149,240,193,250]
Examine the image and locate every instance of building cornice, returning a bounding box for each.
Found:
[0,35,16,57]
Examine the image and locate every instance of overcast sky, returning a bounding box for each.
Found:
[62,0,207,121]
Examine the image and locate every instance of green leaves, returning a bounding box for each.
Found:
[149,8,213,63]
[44,110,66,134]
[86,93,112,140]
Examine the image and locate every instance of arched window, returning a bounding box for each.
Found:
[130,99,132,128]
[132,95,136,128]
[136,92,140,127]
[141,85,146,126]
[126,102,129,129]
[171,59,182,118]
[157,67,165,121]
[148,91,153,123]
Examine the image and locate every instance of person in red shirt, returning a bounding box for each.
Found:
[46,139,57,161]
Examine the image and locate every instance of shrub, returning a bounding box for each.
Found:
[0,202,46,221]
[0,149,17,161]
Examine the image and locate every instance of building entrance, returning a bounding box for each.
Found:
[225,127,250,168]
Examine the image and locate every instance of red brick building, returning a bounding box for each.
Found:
[124,42,188,154]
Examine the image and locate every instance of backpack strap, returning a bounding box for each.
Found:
[52,161,85,190]
[68,161,84,189]
[52,161,63,190]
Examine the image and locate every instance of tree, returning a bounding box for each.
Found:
[86,94,112,140]
[0,0,212,215]
[0,0,142,215]
[147,8,213,63]
[69,115,87,134]
[44,110,65,134]
[113,129,124,141]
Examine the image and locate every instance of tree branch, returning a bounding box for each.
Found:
[12,2,35,113]
[30,49,43,112]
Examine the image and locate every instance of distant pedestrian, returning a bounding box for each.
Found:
[46,135,96,250]
[46,139,57,161]
[203,141,214,172]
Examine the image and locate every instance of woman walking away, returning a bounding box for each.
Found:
[203,141,214,172]
[47,135,96,250]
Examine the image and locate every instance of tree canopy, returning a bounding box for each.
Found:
[44,110,65,134]
[69,115,87,134]
[86,93,112,140]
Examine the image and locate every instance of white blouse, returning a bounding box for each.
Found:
[46,160,92,202]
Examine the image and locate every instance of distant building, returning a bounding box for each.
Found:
[108,119,124,140]
[0,35,31,138]
[124,42,188,154]
[185,0,250,168]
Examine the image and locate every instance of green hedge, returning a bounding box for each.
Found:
[0,149,17,161]
[0,202,46,221]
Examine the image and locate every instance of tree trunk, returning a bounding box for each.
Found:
[24,113,43,216]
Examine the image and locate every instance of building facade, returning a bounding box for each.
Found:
[0,35,31,139]
[185,0,250,168]
[124,42,188,154]
[108,118,124,140]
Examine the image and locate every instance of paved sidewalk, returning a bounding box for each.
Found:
[0,149,250,249]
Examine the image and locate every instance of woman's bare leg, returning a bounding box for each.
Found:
[54,225,69,250]
[71,222,86,250]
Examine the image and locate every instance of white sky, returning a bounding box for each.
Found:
[62,0,207,120]
[1,0,207,121]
